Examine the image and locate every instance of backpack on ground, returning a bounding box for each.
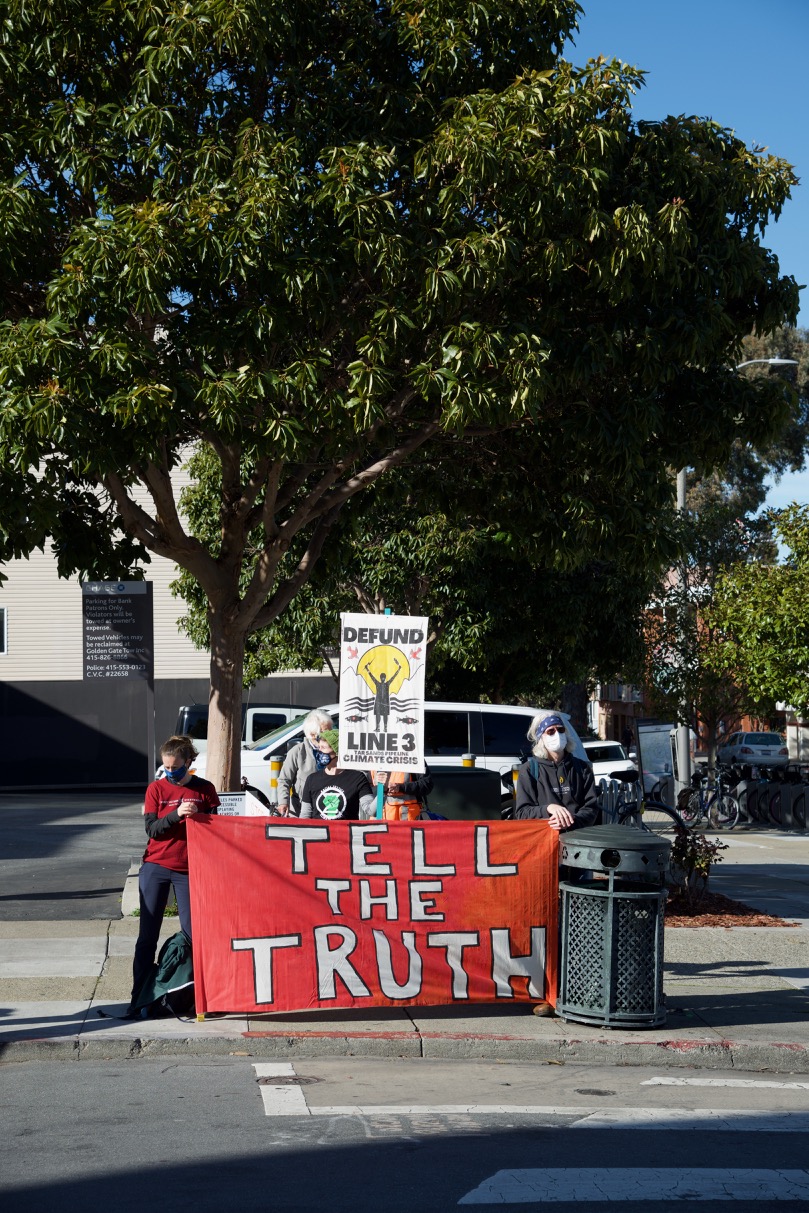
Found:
[131,930,195,1020]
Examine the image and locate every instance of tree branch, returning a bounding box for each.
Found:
[142,445,192,550]
[310,417,442,521]
[274,462,321,515]
[271,388,417,530]
[104,473,162,549]
[249,505,346,631]
[349,580,386,614]
[104,471,219,591]
[259,460,283,543]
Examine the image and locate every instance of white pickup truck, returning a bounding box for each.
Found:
[175,702,307,754]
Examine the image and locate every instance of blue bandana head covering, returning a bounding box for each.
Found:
[535,713,565,738]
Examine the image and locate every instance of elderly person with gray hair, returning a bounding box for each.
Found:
[515,712,598,831]
[276,708,335,816]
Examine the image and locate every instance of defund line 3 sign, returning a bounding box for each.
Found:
[338,612,428,773]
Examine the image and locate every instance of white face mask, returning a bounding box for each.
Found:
[544,730,567,753]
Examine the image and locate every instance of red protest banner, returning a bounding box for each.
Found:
[187,816,559,1015]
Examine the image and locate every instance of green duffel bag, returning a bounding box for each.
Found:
[131,931,195,1019]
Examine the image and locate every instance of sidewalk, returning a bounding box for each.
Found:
[2,833,808,1071]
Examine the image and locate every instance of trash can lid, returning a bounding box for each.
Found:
[560,824,671,873]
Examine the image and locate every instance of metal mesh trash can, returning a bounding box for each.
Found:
[557,825,671,1028]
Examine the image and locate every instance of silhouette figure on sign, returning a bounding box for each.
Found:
[362,657,402,731]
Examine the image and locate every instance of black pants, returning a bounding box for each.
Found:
[131,861,192,1000]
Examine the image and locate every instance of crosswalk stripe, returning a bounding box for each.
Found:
[642,1076,809,1090]
[253,1063,310,1117]
[458,1168,809,1204]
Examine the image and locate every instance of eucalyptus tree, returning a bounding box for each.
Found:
[0,0,800,787]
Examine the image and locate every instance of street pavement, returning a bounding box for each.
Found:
[6,1054,809,1212]
[1,795,808,1072]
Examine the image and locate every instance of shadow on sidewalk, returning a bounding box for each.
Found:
[666,986,809,1029]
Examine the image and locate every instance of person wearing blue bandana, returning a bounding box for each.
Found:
[514,712,598,831]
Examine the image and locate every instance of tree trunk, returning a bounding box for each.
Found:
[205,609,247,792]
[706,731,718,769]
[560,682,588,734]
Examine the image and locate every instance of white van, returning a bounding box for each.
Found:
[175,702,307,754]
[189,702,587,794]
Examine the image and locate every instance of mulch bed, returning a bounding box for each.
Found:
[665,889,798,928]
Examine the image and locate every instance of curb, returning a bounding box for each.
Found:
[120,863,140,918]
[3,1030,808,1073]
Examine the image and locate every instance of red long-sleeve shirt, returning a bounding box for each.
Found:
[142,776,219,871]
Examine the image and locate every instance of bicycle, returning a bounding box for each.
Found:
[598,770,687,835]
[764,765,809,829]
[679,769,740,830]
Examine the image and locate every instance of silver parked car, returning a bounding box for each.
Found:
[716,731,789,768]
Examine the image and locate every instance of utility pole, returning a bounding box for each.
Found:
[674,468,692,797]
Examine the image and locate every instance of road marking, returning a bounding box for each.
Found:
[251,1065,809,1127]
[458,1168,809,1204]
[253,1063,310,1117]
[571,1108,809,1132]
[310,1107,808,1128]
[642,1076,809,1090]
[311,1105,601,1116]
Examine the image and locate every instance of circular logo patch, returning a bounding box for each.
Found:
[315,784,348,819]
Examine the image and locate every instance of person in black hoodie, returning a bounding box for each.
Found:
[514,712,599,831]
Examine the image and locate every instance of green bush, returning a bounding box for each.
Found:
[669,828,728,911]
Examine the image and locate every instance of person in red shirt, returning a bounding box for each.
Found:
[128,734,219,1012]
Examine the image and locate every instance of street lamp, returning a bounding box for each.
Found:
[673,355,799,795]
[735,358,799,371]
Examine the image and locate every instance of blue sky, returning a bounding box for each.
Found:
[567,0,809,515]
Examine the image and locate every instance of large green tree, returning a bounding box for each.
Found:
[0,0,800,788]
[175,427,666,705]
[708,505,809,717]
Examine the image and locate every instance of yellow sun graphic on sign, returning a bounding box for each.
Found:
[358,645,410,694]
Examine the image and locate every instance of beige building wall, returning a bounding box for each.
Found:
[0,541,210,681]
[0,464,331,687]
[1,464,211,679]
